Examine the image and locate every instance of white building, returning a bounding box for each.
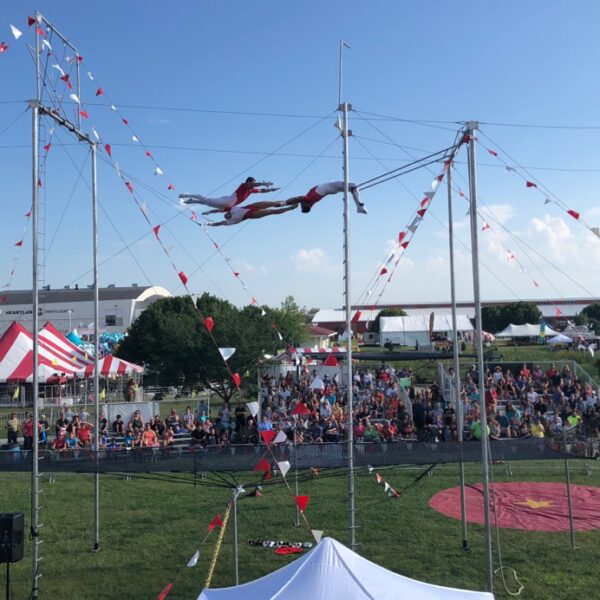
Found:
[0,285,171,335]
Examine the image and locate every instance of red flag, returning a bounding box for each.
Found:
[233,272,240,277]
[481,222,490,231]
[104,144,112,157]
[28,16,36,26]
[122,118,128,125]
[15,240,23,247]
[0,42,8,54]
[212,241,219,249]
[190,212,198,222]
[458,189,465,197]
[167,183,175,191]
[462,133,471,144]
[379,267,388,276]
[420,197,430,208]
[487,149,498,157]
[555,308,563,316]
[291,403,311,416]
[79,110,89,119]
[43,143,51,152]
[525,181,537,188]
[203,317,214,333]
[567,209,580,220]
[251,296,257,305]
[295,495,310,512]
[37,178,42,188]
[178,271,188,286]
[152,225,160,238]
[25,210,31,218]
[125,181,133,194]
[207,514,223,532]
[323,354,338,367]
[60,73,70,84]
[76,55,83,63]
[95,88,104,96]
[417,208,427,217]
[145,150,153,159]
[400,241,409,249]
[36,27,45,36]
[436,174,444,182]
[533,280,539,288]
[376,473,383,484]
[232,372,241,388]
[351,310,362,323]
[254,457,271,473]
[260,429,276,445]
[158,583,173,600]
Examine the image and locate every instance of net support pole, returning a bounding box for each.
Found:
[563,430,576,549]
[340,99,356,551]
[92,142,100,552]
[232,487,241,585]
[447,161,469,551]
[467,121,493,592]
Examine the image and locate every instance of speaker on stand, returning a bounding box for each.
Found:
[0,512,24,600]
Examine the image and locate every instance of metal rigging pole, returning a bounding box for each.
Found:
[467,121,493,592]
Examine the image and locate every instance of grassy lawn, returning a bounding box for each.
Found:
[1,460,598,599]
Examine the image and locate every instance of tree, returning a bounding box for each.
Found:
[115,294,303,400]
[482,302,542,333]
[370,307,407,333]
[575,302,600,335]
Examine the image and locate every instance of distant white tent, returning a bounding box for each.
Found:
[495,323,559,338]
[197,537,494,600]
[548,333,573,344]
[380,315,473,347]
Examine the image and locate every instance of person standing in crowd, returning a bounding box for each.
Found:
[6,412,20,446]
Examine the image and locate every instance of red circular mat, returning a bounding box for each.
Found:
[429,482,600,532]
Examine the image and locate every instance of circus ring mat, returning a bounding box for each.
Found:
[429,482,600,532]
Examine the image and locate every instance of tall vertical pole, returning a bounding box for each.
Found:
[92,143,100,551]
[563,430,576,549]
[467,121,493,592]
[30,98,41,600]
[447,161,469,551]
[293,422,301,527]
[232,488,239,585]
[341,100,356,550]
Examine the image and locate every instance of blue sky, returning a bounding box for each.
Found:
[1,1,599,310]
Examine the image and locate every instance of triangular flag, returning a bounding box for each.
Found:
[167,183,175,191]
[400,241,409,249]
[10,25,22,40]
[52,64,65,76]
[87,71,95,80]
[154,166,164,176]
[417,208,427,217]
[311,530,323,544]
[421,196,431,207]
[14,240,23,247]
[104,144,112,157]
[28,17,36,27]
[291,403,311,416]
[487,149,498,157]
[218,347,235,361]
[203,317,214,333]
[323,354,338,367]
[276,330,283,342]
[458,189,465,197]
[273,431,288,445]
[384,481,391,492]
[506,251,515,261]
[398,231,406,243]
[140,202,148,217]
[95,88,104,96]
[42,39,52,52]
[186,550,200,568]
[544,198,552,205]
[37,178,42,188]
[12,387,19,400]
[525,181,537,188]
[254,457,271,473]
[132,135,139,143]
[178,271,188,286]
[0,42,8,54]
[351,310,362,323]
[482,222,490,231]
[379,267,388,276]
[295,495,310,512]
[158,583,173,600]
[277,460,291,477]
[567,209,580,220]
[92,128,100,141]
[190,212,198,222]
[555,308,563,316]
[260,429,276,445]
[122,118,128,125]
[367,466,374,474]
[145,150,153,158]
[207,514,223,532]
[25,210,31,218]
[388,488,400,498]
[246,401,259,417]
[533,280,539,287]
[375,473,383,484]
[79,110,89,119]
[125,181,133,194]
[232,372,241,388]
[505,166,515,172]
[110,104,116,111]
[36,27,45,36]
[69,93,81,104]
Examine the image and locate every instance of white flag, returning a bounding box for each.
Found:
[277,460,291,477]
[110,104,117,111]
[92,127,100,141]
[384,481,390,493]
[154,166,164,176]
[52,64,66,77]
[10,25,23,40]
[311,530,323,544]
[41,39,52,52]
[544,198,552,205]
[140,202,148,217]
[87,71,95,81]
[69,93,81,105]
[260,308,266,317]
[246,401,259,418]
[273,431,287,445]
[218,347,236,361]
[186,550,200,567]
[367,466,373,474]
[132,135,139,143]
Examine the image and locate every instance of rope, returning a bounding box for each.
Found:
[204,502,232,589]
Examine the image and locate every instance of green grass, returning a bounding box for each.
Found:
[1,460,599,599]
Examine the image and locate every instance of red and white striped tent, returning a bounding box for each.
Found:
[76,354,143,378]
[0,321,143,382]
[0,322,80,382]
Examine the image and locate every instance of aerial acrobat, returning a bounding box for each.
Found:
[178,177,279,212]
[284,181,367,214]
[205,200,297,227]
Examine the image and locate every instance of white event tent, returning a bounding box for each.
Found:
[197,537,494,600]
[495,323,559,338]
[379,315,473,347]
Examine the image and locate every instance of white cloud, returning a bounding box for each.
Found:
[291,248,332,272]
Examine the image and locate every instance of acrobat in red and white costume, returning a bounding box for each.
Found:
[285,181,367,214]
[206,201,296,227]
[179,177,278,211]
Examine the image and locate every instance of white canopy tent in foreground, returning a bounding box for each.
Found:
[379,315,474,347]
[197,537,494,600]
[495,323,559,338]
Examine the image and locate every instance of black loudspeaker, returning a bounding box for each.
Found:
[0,512,24,563]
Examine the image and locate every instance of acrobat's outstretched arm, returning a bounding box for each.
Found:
[205,220,229,227]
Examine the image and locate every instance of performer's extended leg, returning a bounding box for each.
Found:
[248,205,297,220]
